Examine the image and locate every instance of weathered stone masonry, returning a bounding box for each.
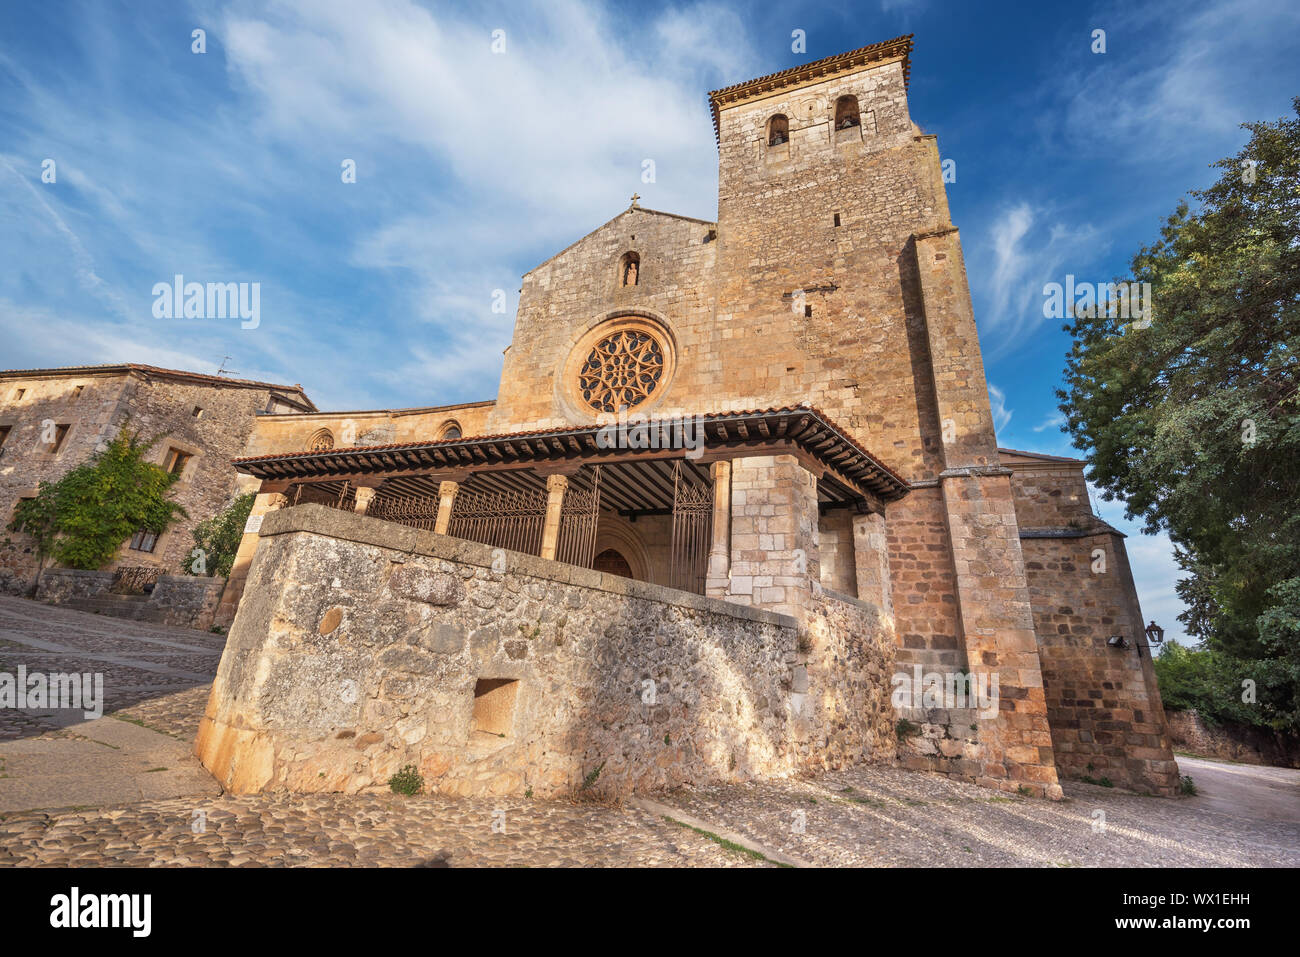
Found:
[196,504,896,798]
[204,36,1178,800]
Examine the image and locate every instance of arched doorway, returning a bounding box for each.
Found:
[593,547,634,579]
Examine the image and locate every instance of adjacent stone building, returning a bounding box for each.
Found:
[0,363,314,596]
[196,36,1179,799]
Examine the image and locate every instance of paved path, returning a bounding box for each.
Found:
[1,595,1296,867]
[0,596,224,813]
[645,763,1300,867]
[1175,755,1300,824]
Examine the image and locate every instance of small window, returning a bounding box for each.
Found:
[804,304,813,318]
[164,447,192,477]
[308,428,334,451]
[49,424,70,453]
[437,421,462,440]
[835,95,861,130]
[471,678,519,738]
[620,252,640,287]
[192,406,204,418]
[833,213,841,227]
[129,529,159,553]
[768,114,789,146]
[0,425,10,448]
[14,388,26,401]
[72,385,85,400]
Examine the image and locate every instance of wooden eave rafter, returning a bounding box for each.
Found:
[232,407,910,506]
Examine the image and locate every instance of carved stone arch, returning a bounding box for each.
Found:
[593,512,651,583]
[834,94,862,135]
[767,113,789,146]
[437,420,463,440]
[619,251,640,287]
[307,428,334,451]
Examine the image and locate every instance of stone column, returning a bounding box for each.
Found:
[852,510,892,622]
[726,454,820,619]
[434,480,459,535]
[353,487,376,514]
[705,459,732,598]
[915,229,1062,799]
[213,488,288,627]
[539,474,568,561]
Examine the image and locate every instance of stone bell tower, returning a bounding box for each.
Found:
[708,37,1063,797]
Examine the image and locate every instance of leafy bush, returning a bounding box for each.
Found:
[8,429,185,572]
[1059,101,1300,738]
[184,492,255,577]
[895,718,919,738]
[1153,641,1296,734]
[388,765,423,796]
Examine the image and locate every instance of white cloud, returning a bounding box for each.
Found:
[1033,411,1066,433]
[987,382,1012,435]
[979,202,1101,357]
[0,302,218,376]
[1057,0,1300,163]
[218,0,751,226]
[0,155,133,324]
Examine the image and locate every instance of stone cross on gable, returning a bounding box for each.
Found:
[629,193,640,208]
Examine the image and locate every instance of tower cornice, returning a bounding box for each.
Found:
[707,34,913,143]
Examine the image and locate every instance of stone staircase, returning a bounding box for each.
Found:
[63,593,155,621]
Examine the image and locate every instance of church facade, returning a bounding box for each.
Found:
[197,37,1180,799]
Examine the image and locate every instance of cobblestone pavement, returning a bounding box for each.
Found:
[647,763,1300,867]
[0,794,764,867]
[0,595,225,743]
[2,596,1296,867]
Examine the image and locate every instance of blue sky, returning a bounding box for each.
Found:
[2,0,1297,642]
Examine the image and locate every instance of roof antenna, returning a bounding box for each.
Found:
[216,355,238,377]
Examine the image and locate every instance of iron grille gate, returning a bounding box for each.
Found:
[556,466,601,568]
[350,470,604,568]
[670,462,713,594]
[367,494,439,530]
[446,487,547,555]
[111,566,161,595]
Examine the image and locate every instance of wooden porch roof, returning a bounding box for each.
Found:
[232,406,911,504]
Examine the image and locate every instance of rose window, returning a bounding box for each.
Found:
[577,330,665,413]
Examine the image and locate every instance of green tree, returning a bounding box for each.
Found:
[184,491,255,577]
[1058,99,1300,733]
[8,429,187,577]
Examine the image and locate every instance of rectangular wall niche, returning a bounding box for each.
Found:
[471,678,519,738]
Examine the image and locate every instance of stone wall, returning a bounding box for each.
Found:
[1166,709,1300,769]
[1003,448,1181,797]
[32,568,116,603]
[147,575,226,630]
[488,207,719,434]
[0,367,312,590]
[725,454,821,619]
[196,503,896,799]
[817,509,856,596]
[35,568,225,631]
[1022,533,1179,795]
[240,401,496,461]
